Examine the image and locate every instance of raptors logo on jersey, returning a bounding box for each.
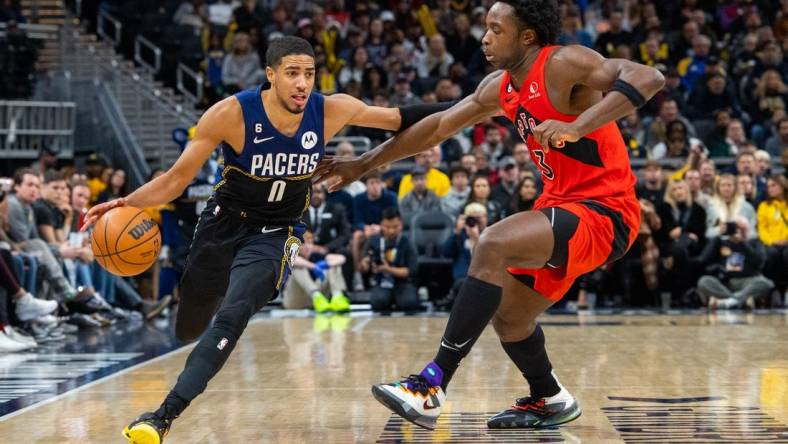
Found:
[214,83,325,226]
[499,45,637,207]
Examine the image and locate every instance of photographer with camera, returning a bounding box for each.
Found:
[360,208,419,312]
[696,217,773,309]
[438,203,488,309]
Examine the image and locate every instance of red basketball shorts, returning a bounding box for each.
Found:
[506,197,640,301]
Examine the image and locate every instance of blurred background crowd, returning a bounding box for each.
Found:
[0,0,786,353]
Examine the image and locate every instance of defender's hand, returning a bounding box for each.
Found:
[312,156,369,193]
[81,198,126,231]
[532,120,582,151]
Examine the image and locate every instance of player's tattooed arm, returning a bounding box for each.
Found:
[532,45,665,149]
[323,93,402,140]
[83,98,239,230]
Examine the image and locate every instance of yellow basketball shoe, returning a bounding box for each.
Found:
[123,412,171,444]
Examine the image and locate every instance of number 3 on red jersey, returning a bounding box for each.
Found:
[532,148,554,181]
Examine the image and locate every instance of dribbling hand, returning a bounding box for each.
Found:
[81,198,127,232]
[532,120,582,151]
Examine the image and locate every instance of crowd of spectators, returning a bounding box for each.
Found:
[2,0,788,351]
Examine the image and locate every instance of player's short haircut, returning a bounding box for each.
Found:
[43,169,65,184]
[498,0,560,45]
[381,207,401,221]
[265,36,315,68]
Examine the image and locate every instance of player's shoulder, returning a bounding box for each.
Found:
[550,45,604,66]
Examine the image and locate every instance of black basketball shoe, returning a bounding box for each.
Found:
[487,387,581,429]
[123,412,172,444]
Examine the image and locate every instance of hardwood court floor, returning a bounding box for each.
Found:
[0,312,786,443]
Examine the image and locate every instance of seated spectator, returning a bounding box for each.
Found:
[678,34,713,92]
[512,176,538,214]
[655,179,707,301]
[765,117,788,157]
[757,175,788,301]
[684,169,711,209]
[490,156,519,217]
[262,5,296,37]
[282,230,350,312]
[96,168,127,204]
[398,146,450,199]
[460,153,478,177]
[466,175,503,224]
[207,0,238,27]
[414,33,454,79]
[651,120,704,160]
[222,33,264,94]
[619,111,648,159]
[351,171,398,279]
[173,0,207,30]
[441,165,471,220]
[645,67,686,117]
[715,119,749,157]
[447,14,481,66]
[6,168,80,303]
[399,166,441,224]
[33,171,95,292]
[512,142,540,180]
[738,174,762,207]
[637,160,666,207]
[699,159,718,196]
[233,0,265,33]
[477,123,510,167]
[442,202,488,304]
[746,69,788,141]
[333,142,366,197]
[644,99,697,150]
[706,174,757,240]
[686,72,741,121]
[30,145,59,177]
[338,47,369,87]
[0,192,57,326]
[595,9,633,57]
[389,75,422,107]
[361,209,419,311]
[84,153,108,204]
[704,108,734,157]
[697,219,773,309]
[558,5,592,47]
[732,151,766,199]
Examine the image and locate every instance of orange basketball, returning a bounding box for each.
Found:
[91,206,161,277]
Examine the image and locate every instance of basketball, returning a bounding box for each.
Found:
[90,206,161,277]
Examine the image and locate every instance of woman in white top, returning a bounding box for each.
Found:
[705,173,757,239]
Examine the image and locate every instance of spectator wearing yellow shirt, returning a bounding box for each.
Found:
[757,175,788,299]
[84,153,107,204]
[398,145,450,199]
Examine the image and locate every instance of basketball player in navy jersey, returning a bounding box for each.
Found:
[83,37,454,444]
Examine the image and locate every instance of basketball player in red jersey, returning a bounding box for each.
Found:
[315,0,664,430]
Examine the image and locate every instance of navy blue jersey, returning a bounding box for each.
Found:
[214,83,325,226]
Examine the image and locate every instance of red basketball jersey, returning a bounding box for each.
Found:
[498,45,637,209]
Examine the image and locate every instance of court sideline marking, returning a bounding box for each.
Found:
[0,317,270,422]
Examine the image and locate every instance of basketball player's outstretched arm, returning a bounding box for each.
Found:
[531,45,665,149]
[82,99,239,230]
[323,94,402,139]
[314,72,503,190]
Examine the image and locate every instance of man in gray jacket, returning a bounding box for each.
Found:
[399,166,441,224]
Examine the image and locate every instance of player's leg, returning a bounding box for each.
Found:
[485,272,581,428]
[371,211,554,429]
[123,258,279,443]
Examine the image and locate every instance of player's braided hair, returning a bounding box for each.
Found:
[266,36,315,68]
[498,0,560,45]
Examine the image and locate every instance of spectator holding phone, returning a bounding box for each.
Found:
[706,174,757,240]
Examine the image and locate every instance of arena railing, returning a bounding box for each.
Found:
[134,35,162,74]
[176,63,204,106]
[96,10,121,47]
[0,100,76,159]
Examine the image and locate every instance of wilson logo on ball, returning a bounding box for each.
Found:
[127,219,157,240]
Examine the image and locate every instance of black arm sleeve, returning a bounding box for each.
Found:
[398,100,459,132]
